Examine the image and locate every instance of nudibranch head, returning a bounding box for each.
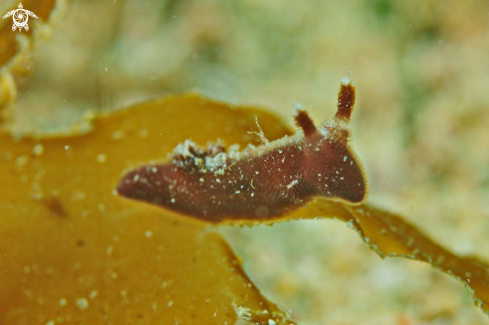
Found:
[292,75,367,205]
[117,75,368,222]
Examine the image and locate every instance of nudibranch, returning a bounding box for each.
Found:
[117,75,368,222]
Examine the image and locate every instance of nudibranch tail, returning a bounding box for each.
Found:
[116,75,368,223]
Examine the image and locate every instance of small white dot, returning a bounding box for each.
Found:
[75,298,89,310]
[139,129,148,138]
[89,290,98,299]
[96,154,107,163]
[33,144,44,156]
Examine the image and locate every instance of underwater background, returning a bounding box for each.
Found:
[2,0,489,324]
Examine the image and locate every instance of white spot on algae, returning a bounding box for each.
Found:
[407,237,414,246]
[106,246,114,257]
[75,297,89,310]
[111,130,125,140]
[139,128,148,138]
[59,298,67,306]
[145,230,153,238]
[89,290,98,299]
[71,190,86,202]
[269,320,277,325]
[15,155,29,169]
[233,303,252,321]
[32,143,44,156]
[96,154,107,163]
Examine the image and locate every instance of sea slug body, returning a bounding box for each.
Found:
[117,76,368,222]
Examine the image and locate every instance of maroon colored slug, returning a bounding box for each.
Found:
[117,75,368,222]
